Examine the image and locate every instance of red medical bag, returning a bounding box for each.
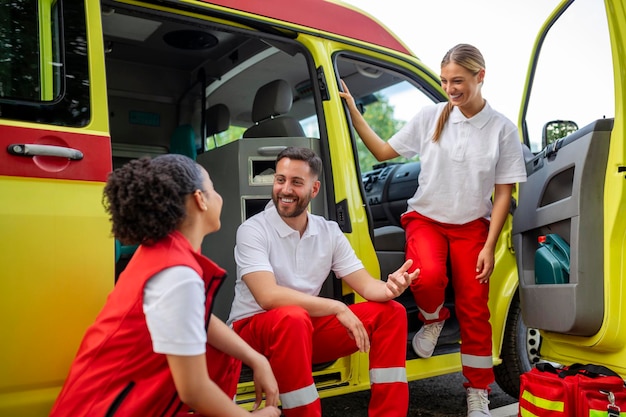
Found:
[518,363,626,417]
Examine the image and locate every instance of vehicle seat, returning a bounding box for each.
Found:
[169,124,197,160]
[243,79,305,138]
[206,103,230,146]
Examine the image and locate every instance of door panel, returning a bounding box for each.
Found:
[0,0,112,414]
[513,119,613,336]
[0,125,110,181]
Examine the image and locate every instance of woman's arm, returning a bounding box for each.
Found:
[167,353,280,417]
[475,183,514,283]
[206,316,279,409]
[338,79,400,161]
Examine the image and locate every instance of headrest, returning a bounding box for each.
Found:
[206,104,230,136]
[251,79,293,123]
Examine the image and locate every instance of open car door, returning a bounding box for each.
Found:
[514,0,626,374]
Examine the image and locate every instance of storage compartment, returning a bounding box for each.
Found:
[535,234,570,285]
[243,197,271,220]
[249,158,276,185]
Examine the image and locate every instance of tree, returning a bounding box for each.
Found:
[206,126,246,150]
[543,120,578,147]
[356,94,414,172]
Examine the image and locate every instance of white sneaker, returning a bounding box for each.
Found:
[411,320,444,358]
[466,387,490,417]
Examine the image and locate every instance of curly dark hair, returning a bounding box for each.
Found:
[103,154,204,245]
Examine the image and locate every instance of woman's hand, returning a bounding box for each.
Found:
[251,406,282,416]
[338,79,357,110]
[475,246,495,284]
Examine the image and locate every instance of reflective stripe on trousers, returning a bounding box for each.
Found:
[233,301,409,417]
[402,211,494,389]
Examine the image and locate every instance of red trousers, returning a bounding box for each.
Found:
[205,344,241,398]
[402,211,494,389]
[233,301,408,417]
[175,344,241,416]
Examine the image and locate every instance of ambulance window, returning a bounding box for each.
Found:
[524,0,613,153]
[0,1,39,100]
[336,56,439,171]
[0,0,90,127]
[204,45,317,149]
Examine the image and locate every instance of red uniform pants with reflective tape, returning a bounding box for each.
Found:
[232,301,408,417]
[401,210,494,389]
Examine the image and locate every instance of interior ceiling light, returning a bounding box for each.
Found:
[356,63,384,79]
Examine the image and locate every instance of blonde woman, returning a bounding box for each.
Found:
[339,44,527,417]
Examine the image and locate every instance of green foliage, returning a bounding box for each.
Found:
[206,126,246,150]
[356,94,416,172]
[0,0,43,99]
[543,120,578,147]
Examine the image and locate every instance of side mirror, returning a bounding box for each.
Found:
[542,120,578,149]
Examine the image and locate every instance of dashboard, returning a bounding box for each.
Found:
[362,161,420,229]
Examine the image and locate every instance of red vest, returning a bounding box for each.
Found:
[50,231,226,417]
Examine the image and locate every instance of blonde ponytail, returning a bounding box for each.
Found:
[432,102,453,143]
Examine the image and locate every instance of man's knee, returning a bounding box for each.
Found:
[372,300,407,330]
[272,305,313,332]
[385,299,406,317]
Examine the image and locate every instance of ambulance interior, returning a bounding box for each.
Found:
[101,0,458,374]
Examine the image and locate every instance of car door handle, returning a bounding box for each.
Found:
[7,144,84,160]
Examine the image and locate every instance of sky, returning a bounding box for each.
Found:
[341,0,563,122]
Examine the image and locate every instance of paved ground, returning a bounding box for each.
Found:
[491,403,518,417]
[320,371,519,416]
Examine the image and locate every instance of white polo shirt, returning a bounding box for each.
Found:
[143,266,207,356]
[388,101,527,224]
[227,202,364,325]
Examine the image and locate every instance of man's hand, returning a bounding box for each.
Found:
[385,259,419,299]
[335,303,370,353]
[250,354,280,410]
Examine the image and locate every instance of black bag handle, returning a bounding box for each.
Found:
[561,363,622,379]
[536,362,623,380]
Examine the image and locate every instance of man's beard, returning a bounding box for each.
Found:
[272,192,311,218]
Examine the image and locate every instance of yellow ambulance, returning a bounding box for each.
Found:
[5,0,620,415]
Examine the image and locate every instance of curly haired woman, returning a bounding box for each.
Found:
[50,154,280,417]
